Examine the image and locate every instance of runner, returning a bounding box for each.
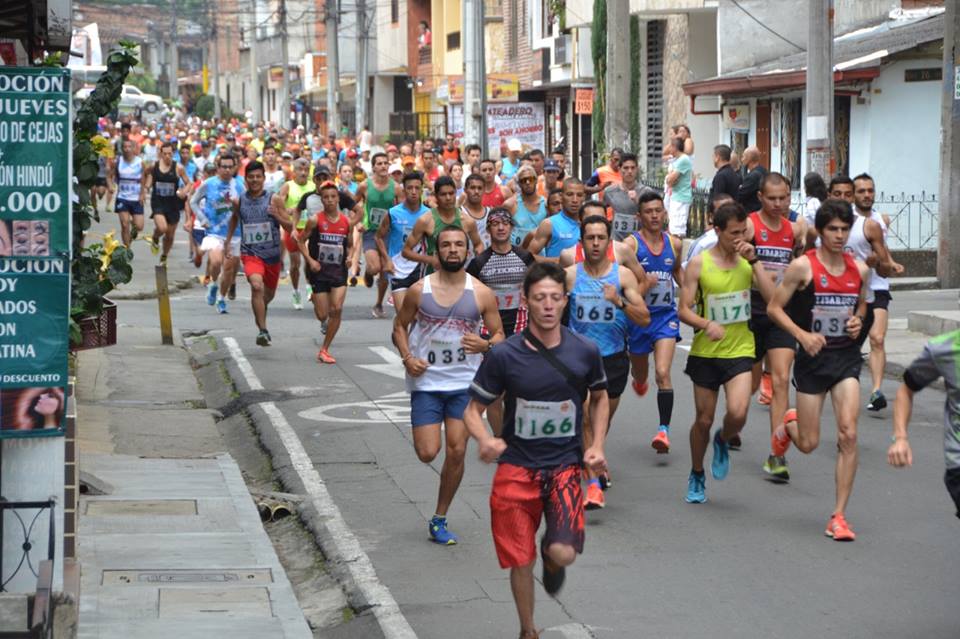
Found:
[459,173,491,252]
[566,215,650,509]
[511,165,548,248]
[224,160,290,346]
[353,152,399,317]
[887,329,960,519]
[466,208,537,434]
[401,176,485,274]
[526,178,586,261]
[767,198,870,540]
[145,141,192,264]
[480,159,513,208]
[277,158,315,309]
[189,152,245,314]
[623,192,683,453]
[111,138,147,247]
[602,153,653,241]
[677,201,775,504]
[463,262,609,639]
[298,181,355,364]
[393,226,504,545]
[377,171,430,311]
[261,145,287,195]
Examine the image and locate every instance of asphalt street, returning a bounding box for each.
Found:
[116,249,958,639]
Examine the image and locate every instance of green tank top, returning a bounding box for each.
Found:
[690,250,756,359]
[363,178,395,233]
[285,180,316,230]
[424,208,463,273]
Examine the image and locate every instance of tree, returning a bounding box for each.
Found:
[591,0,606,160]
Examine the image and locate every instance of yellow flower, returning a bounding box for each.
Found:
[99,231,121,274]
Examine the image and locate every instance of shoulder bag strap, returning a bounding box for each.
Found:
[521,329,586,401]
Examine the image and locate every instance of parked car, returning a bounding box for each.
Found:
[73,83,164,113]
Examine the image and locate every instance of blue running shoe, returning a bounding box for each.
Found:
[712,430,730,480]
[216,298,228,314]
[428,516,458,545]
[206,282,219,305]
[685,471,706,504]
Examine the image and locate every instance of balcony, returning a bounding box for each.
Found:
[417,44,432,66]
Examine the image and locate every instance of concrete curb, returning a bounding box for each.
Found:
[109,277,197,300]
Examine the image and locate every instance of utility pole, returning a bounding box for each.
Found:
[805,0,834,178]
[169,0,179,100]
[279,0,291,128]
[325,0,340,136]
[463,0,487,155]
[938,0,960,289]
[355,0,368,137]
[605,0,629,151]
[249,0,260,122]
[207,0,221,119]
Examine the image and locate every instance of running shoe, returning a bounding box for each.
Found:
[685,471,706,504]
[598,472,612,491]
[540,537,566,596]
[321,319,328,334]
[292,290,303,310]
[147,236,159,255]
[758,372,772,405]
[216,298,228,314]
[193,252,203,268]
[584,482,605,510]
[349,275,358,287]
[206,282,219,306]
[364,273,374,288]
[317,349,336,364]
[867,390,887,411]
[131,227,139,240]
[386,296,395,307]
[728,434,742,450]
[651,426,670,454]
[632,380,649,396]
[306,284,313,297]
[159,254,168,266]
[371,305,386,319]
[762,455,790,482]
[711,431,730,480]
[771,408,796,457]
[228,283,236,300]
[256,330,271,347]
[428,516,458,545]
[825,513,856,541]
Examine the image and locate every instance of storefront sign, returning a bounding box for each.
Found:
[723,104,750,132]
[447,74,520,103]
[486,103,546,156]
[574,88,594,115]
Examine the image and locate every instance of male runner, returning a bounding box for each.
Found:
[678,202,774,504]
[623,191,683,453]
[298,182,355,364]
[261,145,287,195]
[466,208,536,434]
[460,174,491,251]
[603,152,653,241]
[224,160,290,346]
[463,262,608,639]
[401,176,485,274]
[887,329,960,519]
[511,165,548,248]
[768,198,870,540]
[145,141,191,264]
[526,178,586,261]
[378,171,429,310]
[189,153,244,314]
[567,215,650,509]
[393,226,504,545]
[744,173,806,481]
[277,158,315,309]
[111,138,147,247]
[353,152,399,317]
[480,159,513,208]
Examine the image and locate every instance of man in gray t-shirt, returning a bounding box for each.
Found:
[888,329,960,517]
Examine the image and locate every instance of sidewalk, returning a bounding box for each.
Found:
[75,326,312,639]
[882,309,959,388]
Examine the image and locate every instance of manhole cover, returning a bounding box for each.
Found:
[159,587,272,617]
[102,569,273,585]
[85,500,197,516]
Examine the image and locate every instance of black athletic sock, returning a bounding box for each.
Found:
[657,389,674,427]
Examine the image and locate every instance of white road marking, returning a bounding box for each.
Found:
[299,391,411,424]
[224,337,418,639]
[357,345,406,379]
[545,622,595,638]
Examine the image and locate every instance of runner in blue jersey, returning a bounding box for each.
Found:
[377,171,431,310]
[565,214,650,510]
[622,191,683,454]
[527,178,586,261]
[510,165,548,247]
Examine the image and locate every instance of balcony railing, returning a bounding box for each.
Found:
[417,45,432,66]
[1,498,56,638]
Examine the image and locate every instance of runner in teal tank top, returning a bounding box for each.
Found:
[353,152,398,317]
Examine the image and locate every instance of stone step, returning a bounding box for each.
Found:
[907,310,960,336]
[889,276,941,291]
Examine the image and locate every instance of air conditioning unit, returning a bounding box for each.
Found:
[552,35,570,66]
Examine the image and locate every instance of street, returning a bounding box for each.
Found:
[116,245,959,639]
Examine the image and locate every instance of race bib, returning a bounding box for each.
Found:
[317,243,344,264]
[645,272,674,308]
[573,293,616,323]
[154,182,176,197]
[368,207,388,229]
[243,221,275,246]
[706,290,750,325]
[118,179,139,199]
[493,285,522,311]
[514,398,576,440]
[612,212,638,236]
[812,306,851,337]
[426,337,467,366]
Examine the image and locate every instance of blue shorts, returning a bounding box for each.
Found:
[410,389,470,427]
[628,310,681,355]
[115,199,144,215]
[191,228,206,245]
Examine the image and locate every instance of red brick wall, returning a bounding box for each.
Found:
[501,0,541,90]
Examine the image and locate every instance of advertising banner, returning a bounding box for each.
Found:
[447,74,520,103]
[448,102,546,159]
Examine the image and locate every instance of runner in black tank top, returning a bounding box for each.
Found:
[145,141,192,264]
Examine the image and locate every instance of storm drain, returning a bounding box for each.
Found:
[102,568,273,585]
[85,500,198,516]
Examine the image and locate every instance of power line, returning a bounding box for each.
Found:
[729,0,805,52]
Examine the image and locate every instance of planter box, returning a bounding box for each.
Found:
[72,300,117,351]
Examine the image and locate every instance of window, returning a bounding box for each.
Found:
[484,0,503,19]
[391,0,399,24]
[447,31,461,51]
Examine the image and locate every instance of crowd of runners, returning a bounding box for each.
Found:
[90,114,960,639]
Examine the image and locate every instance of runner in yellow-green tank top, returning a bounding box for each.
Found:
[277,158,316,310]
[676,201,776,504]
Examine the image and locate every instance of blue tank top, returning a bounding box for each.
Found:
[569,263,628,357]
[500,156,520,179]
[545,212,581,258]
[388,202,429,256]
[512,196,547,245]
[633,231,678,314]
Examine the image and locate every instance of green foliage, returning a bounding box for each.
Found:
[629,15,641,154]
[68,239,133,344]
[548,0,566,31]
[591,0,606,159]
[126,70,158,95]
[194,94,231,120]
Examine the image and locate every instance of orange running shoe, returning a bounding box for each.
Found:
[317,349,337,364]
[825,513,856,541]
[771,425,791,457]
[584,482,605,510]
[757,372,772,405]
[632,380,649,397]
[651,428,670,454]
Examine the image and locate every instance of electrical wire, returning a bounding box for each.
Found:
[729,0,805,52]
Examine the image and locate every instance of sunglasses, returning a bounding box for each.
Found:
[519,177,537,184]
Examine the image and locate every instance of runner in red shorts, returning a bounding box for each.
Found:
[464,262,609,639]
[225,161,290,346]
